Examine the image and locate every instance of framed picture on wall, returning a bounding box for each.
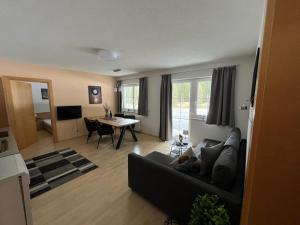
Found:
[88,86,102,104]
[41,88,48,100]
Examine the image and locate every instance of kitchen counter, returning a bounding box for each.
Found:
[0,127,32,225]
[0,127,26,181]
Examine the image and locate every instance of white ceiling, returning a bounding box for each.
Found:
[0,0,264,76]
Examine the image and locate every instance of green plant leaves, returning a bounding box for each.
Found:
[188,194,230,225]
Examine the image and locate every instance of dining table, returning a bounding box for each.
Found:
[88,116,140,149]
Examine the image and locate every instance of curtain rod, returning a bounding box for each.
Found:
[120,64,240,81]
[170,64,240,75]
[172,76,212,81]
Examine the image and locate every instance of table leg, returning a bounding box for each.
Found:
[128,125,138,142]
[116,127,126,150]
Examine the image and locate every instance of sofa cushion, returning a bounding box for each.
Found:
[200,142,224,176]
[211,146,238,189]
[224,128,241,150]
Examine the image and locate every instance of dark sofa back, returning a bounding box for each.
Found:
[230,139,247,198]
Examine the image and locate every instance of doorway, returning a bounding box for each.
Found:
[30,81,53,145]
[2,76,57,149]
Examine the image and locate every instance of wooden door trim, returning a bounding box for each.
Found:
[2,76,58,143]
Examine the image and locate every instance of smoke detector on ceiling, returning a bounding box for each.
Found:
[96,49,121,61]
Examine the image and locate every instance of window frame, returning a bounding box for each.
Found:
[121,83,139,113]
[172,77,211,122]
[190,77,212,121]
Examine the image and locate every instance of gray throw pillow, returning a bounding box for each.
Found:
[200,142,224,176]
[224,128,241,150]
[211,146,238,189]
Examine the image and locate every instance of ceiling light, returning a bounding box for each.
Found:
[97,49,121,61]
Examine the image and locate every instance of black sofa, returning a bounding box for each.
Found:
[128,129,246,225]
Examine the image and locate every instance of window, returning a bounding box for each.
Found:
[196,79,211,117]
[172,82,191,137]
[172,77,211,138]
[122,84,139,112]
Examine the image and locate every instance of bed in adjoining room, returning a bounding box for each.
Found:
[42,118,52,134]
[35,112,52,134]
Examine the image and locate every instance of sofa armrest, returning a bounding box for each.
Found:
[128,152,242,225]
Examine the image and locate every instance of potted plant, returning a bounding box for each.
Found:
[189,194,230,225]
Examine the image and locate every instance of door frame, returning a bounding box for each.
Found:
[2,76,58,143]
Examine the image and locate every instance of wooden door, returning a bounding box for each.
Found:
[9,80,37,149]
[0,78,9,128]
[240,0,300,224]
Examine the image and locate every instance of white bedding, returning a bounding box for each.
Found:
[43,119,52,127]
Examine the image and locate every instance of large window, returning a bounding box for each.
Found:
[172,78,211,138]
[196,79,211,118]
[172,82,191,137]
[122,84,139,112]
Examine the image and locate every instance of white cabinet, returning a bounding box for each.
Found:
[0,154,32,225]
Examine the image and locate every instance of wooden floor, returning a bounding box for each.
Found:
[21,131,170,225]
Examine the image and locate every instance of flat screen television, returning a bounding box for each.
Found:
[57,105,82,121]
[250,48,260,107]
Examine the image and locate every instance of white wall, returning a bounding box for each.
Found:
[246,1,267,168]
[119,55,255,144]
[30,82,50,113]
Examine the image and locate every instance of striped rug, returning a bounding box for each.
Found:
[25,148,98,198]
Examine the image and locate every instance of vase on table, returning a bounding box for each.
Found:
[103,103,110,118]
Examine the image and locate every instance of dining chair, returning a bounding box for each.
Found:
[95,121,114,149]
[84,117,98,143]
[114,113,124,117]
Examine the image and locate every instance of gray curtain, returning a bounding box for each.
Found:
[116,80,122,113]
[159,74,172,141]
[206,66,236,127]
[138,77,148,116]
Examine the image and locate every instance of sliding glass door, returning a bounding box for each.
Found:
[172,81,191,138]
[172,77,212,139]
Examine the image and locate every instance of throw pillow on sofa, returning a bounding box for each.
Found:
[174,156,199,173]
[211,146,238,189]
[224,128,241,150]
[200,142,224,176]
[170,147,195,166]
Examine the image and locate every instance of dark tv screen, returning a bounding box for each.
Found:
[250,48,260,107]
[57,106,82,121]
